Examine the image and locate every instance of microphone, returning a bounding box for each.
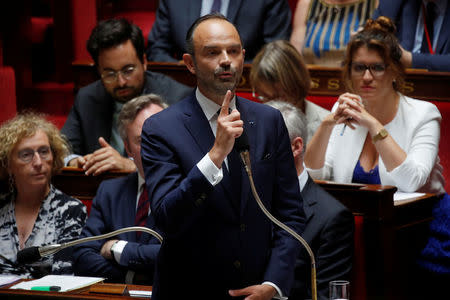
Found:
[236,129,318,300]
[17,226,163,264]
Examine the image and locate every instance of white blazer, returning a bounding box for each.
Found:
[307,94,445,195]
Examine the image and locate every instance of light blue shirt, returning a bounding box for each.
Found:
[200,0,230,16]
[413,0,447,53]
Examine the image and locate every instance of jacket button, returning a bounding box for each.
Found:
[233,260,241,269]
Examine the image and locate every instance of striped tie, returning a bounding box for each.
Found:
[135,184,149,238]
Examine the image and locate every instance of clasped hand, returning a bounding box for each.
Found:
[68,137,136,175]
[334,92,373,129]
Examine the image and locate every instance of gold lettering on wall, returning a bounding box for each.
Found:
[328,79,340,90]
[402,81,414,93]
[311,78,320,89]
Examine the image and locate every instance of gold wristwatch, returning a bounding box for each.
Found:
[372,128,388,143]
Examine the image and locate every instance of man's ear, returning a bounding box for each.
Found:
[242,48,246,59]
[291,136,304,159]
[142,55,148,70]
[183,53,196,75]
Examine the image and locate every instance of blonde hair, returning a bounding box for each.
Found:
[343,16,405,93]
[250,40,311,105]
[0,112,70,180]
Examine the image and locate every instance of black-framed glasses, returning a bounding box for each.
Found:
[351,62,387,77]
[17,146,52,163]
[101,65,137,84]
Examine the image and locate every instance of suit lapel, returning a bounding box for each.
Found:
[236,98,257,217]
[300,176,317,224]
[182,94,238,219]
[436,3,450,53]
[400,1,421,50]
[122,173,140,242]
[226,0,243,23]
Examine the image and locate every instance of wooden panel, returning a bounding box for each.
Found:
[72,60,450,101]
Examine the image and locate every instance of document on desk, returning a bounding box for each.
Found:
[0,275,21,287]
[394,192,426,201]
[10,275,104,292]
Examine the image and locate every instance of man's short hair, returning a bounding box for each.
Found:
[118,94,168,142]
[87,18,145,65]
[265,100,308,144]
[185,13,242,56]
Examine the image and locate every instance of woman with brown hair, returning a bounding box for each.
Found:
[250,39,329,142]
[0,113,86,278]
[305,16,449,296]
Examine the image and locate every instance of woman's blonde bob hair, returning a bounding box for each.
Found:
[250,40,311,104]
[0,112,70,180]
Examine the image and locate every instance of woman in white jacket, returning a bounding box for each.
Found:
[305,16,449,297]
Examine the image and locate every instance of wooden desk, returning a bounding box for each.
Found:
[316,180,437,300]
[0,281,152,299]
[73,60,450,101]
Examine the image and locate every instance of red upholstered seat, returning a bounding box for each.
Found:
[431,100,450,193]
[0,66,17,124]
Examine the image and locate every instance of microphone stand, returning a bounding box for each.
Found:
[24,227,163,260]
[239,151,317,300]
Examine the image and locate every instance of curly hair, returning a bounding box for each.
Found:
[343,16,405,93]
[0,113,70,180]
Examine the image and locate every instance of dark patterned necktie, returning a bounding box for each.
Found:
[421,2,437,54]
[135,184,149,238]
[210,0,222,13]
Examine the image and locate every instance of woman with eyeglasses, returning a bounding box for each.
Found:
[305,16,449,296]
[250,40,330,143]
[0,113,87,278]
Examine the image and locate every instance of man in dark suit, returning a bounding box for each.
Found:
[61,18,192,176]
[73,94,165,284]
[266,101,354,299]
[373,0,450,71]
[147,0,292,62]
[141,14,305,300]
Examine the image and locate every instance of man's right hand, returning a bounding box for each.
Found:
[208,90,243,169]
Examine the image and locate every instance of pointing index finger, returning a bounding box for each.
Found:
[220,90,233,116]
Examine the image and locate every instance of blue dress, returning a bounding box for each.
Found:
[303,0,377,66]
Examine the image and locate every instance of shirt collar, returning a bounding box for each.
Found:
[138,173,145,191]
[298,165,309,192]
[195,88,236,121]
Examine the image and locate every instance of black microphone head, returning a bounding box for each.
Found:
[17,246,41,264]
[235,130,250,152]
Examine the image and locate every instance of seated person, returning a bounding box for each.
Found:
[266,100,353,300]
[373,0,450,71]
[73,94,165,284]
[290,0,377,66]
[250,40,329,143]
[304,16,449,297]
[62,18,192,176]
[147,0,292,62]
[0,113,87,278]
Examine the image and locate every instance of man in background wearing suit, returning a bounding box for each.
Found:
[62,18,191,175]
[141,14,305,300]
[373,0,450,71]
[266,100,354,299]
[72,94,165,284]
[147,0,292,62]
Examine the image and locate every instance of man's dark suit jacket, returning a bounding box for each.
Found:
[146,0,292,62]
[61,71,192,155]
[141,93,306,299]
[290,175,354,300]
[373,0,450,71]
[72,172,161,284]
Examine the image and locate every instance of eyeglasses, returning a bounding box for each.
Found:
[17,146,52,163]
[101,65,137,84]
[351,62,387,77]
[252,90,280,102]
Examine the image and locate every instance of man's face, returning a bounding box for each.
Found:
[124,103,164,177]
[185,19,245,104]
[98,40,146,103]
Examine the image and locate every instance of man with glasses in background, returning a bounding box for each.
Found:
[62,19,192,175]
